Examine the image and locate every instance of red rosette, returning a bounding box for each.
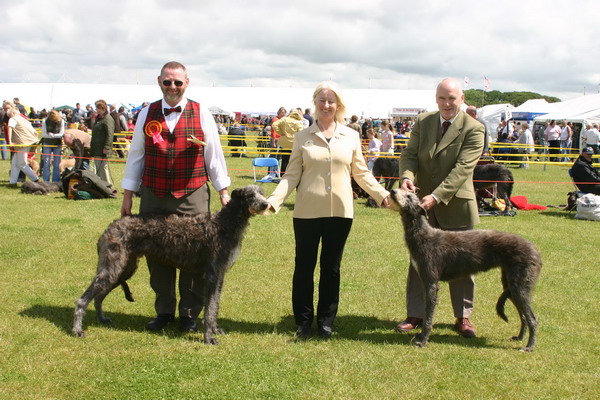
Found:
[144,120,164,144]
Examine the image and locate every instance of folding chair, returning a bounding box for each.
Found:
[252,157,281,183]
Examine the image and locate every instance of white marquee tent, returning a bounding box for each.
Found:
[0,83,437,119]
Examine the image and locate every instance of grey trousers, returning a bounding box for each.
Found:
[139,184,210,319]
[405,210,475,319]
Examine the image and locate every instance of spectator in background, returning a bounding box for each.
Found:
[545,120,561,162]
[560,120,572,161]
[297,107,310,128]
[366,127,382,171]
[380,120,394,153]
[347,115,361,133]
[303,108,313,126]
[270,107,286,149]
[516,122,535,168]
[72,103,85,125]
[63,129,92,170]
[13,98,26,115]
[41,109,65,182]
[272,109,304,172]
[571,147,600,195]
[90,99,114,184]
[227,122,247,157]
[581,123,600,154]
[361,118,372,140]
[127,117,135,133]
[6,107,39,186]
[83,104,95,129]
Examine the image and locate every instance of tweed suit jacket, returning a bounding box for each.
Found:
[399,110,484,229]
[268,123,389,219]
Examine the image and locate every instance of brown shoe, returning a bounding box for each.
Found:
[395,317,423,332]
[454,318,476,338]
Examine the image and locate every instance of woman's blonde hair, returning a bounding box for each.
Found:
[312,81,346,124]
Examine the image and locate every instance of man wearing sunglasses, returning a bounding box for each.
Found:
[121,61,231,334]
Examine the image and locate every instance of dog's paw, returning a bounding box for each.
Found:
[519,346,534,352]
[510,335,524,341]
[72,329,85,338]
[412,333,428,347]
[98,317,112,325]
[203,336,219,345]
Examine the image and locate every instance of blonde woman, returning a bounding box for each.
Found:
[41,109,65,182]
[267,81,390,339]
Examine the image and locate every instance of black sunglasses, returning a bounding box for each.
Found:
[162,79,184,87]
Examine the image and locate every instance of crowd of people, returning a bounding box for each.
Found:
[1,97,143,186]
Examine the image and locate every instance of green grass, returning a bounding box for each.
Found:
[0,152,599,400]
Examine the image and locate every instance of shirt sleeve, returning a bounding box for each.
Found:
[121,106,149,191]
[201,106,231,192]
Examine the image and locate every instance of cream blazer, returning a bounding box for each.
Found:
[268,123,389,219]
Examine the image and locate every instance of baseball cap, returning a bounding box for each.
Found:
[583,147,594,154]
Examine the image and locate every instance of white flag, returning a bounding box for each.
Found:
[484,77,491,92]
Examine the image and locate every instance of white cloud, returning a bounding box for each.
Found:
[1,0,599,100]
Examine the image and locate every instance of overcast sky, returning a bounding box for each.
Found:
[1,0,598,101]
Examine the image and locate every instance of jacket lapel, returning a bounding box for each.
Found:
[433,112,465,157]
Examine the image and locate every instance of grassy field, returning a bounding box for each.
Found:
[0,151,598,400]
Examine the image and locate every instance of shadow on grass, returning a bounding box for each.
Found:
[19,304,274,340]
[540,210,574,218]
[19,304,509,349]
[275,314,507,350]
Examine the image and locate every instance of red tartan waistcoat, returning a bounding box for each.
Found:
[142,100,208,198]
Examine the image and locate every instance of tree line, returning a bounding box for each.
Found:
[464,89,561,107]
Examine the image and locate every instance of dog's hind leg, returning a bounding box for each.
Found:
[414,281,439,347]
[507,287,538,351]
[73,285,98,337]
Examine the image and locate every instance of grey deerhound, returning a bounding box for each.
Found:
[72,185,269,344]
[390,189,541,351]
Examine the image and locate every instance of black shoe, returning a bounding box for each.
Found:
[318,325,333,339]
[180,317,198,333]
[295,325,312,338]
[145,314,174,331]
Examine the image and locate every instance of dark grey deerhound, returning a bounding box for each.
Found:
[72,185,269,345]
[21,181,62,195]
[473,163,514,211]
[390,189,541,351]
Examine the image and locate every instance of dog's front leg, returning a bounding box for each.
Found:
[202,274,221,345]
[414,281,438,347]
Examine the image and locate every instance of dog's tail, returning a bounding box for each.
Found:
[121,282,135,302]
[496,290,510,322]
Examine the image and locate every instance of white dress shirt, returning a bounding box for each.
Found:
[122,98,231,192]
